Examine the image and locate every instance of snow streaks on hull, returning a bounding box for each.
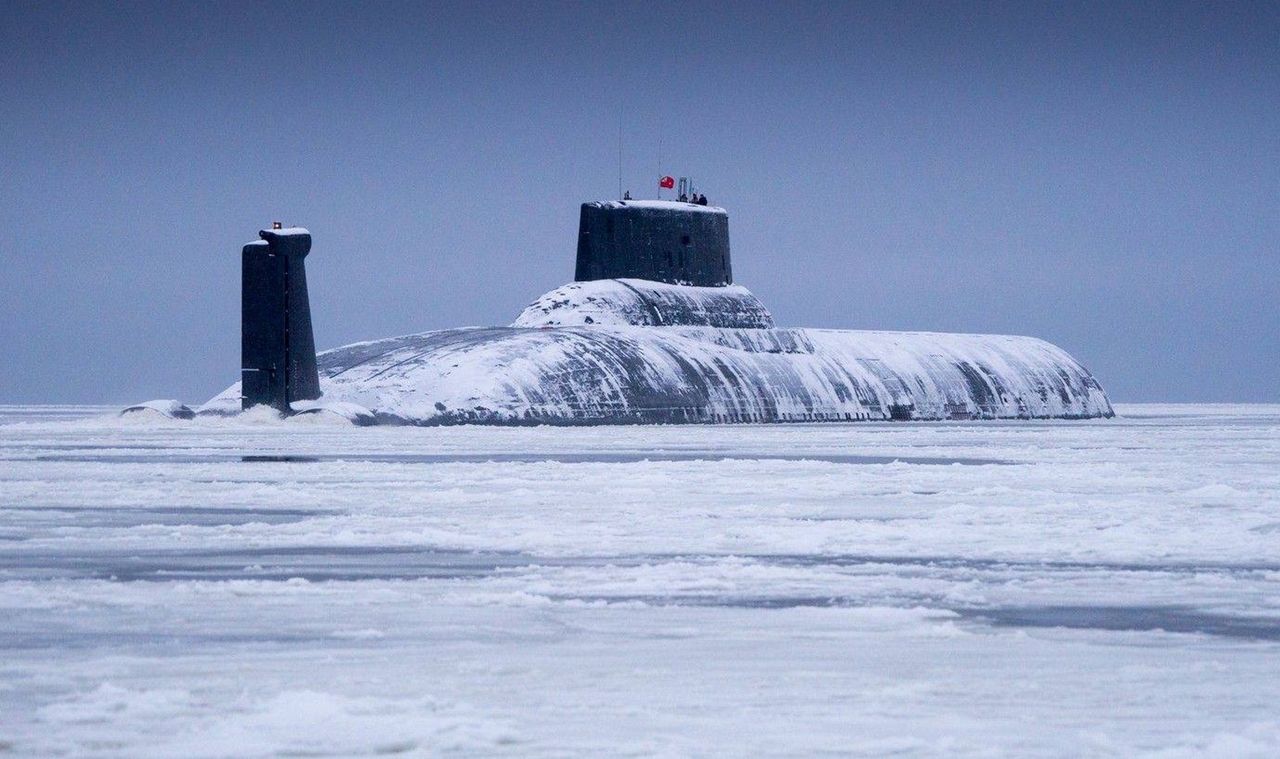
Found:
[206,325,1112,424]
[514,279,775,329]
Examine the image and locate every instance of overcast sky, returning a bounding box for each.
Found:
[1,0,1276,404]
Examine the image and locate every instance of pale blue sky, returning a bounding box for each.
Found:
[1,1,1276,403]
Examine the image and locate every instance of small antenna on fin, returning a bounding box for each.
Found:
[657,137,662,200]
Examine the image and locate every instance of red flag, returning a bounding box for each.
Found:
[659,175,675,189]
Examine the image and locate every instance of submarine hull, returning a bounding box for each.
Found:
[191,205,1114,425]
[203,323,1112,424]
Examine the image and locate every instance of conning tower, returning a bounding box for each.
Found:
[575,200,731,286]
[240,226,320,412]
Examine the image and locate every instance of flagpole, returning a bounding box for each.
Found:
[657,137,662,200]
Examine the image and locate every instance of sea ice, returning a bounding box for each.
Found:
[1,404,1278,757]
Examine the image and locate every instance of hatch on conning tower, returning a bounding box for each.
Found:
[574,200,732,287]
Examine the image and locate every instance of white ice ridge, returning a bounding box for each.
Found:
[120,399,195,419]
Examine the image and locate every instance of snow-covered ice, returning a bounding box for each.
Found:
[1,404,1278,757]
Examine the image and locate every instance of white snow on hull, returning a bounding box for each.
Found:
[206,325,1112,424]
[514,279,775,329]
[593,198,726,214]
[204,279,1112,425]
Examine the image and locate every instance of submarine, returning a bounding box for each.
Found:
[129,199,1113,424]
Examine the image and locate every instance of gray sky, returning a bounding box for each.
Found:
[1,0,1276,404]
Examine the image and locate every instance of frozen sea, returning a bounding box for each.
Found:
[1,404,1278,757]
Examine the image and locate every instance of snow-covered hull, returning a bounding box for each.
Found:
[205,325,1112,424]
[182,208,1114,426]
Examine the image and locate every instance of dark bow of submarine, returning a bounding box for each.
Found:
[133,200,1114,424]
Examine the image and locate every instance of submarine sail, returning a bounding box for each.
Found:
[240,226,320,413]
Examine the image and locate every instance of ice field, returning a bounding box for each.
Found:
[2,404,1279,757]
